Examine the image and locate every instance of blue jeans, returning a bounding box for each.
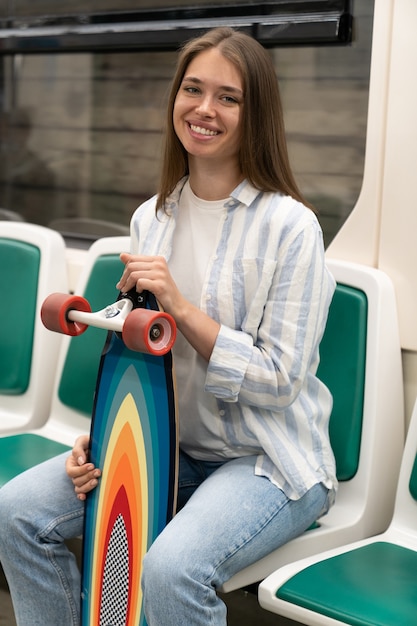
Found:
[0,450,329,626]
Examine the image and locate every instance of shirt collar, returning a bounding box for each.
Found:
[229,179,261,209]
[167,176,261,213]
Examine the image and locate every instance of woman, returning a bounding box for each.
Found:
[0,27,337,625]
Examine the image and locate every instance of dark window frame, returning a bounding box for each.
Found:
[0,1,352,54]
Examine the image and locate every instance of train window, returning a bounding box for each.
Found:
[0,2,352,51]
[0,0,372,246]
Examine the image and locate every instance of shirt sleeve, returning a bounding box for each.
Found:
[205,216,335,409]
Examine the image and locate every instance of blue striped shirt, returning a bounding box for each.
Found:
[130,177,337,502]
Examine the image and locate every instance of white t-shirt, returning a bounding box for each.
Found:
[169,180,231,459]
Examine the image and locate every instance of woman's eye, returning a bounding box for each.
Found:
[184,86,199,94]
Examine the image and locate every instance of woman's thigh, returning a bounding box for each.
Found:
[146,454,328,588]
[0,451,84,541]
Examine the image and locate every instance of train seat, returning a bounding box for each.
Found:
[220,259,404,593]
[0,222,67,433]
[258,392,417,626]
[0,235,130,487]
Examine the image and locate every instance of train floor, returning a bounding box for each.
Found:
[1,567,300,625]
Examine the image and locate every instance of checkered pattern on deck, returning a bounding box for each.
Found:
[99,514,130,626]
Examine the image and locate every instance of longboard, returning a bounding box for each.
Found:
[41,289,178,626]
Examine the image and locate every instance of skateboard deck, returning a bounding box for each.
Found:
[41,288,178,626]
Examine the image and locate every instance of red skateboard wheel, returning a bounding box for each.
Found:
[41,293,92,336]
[122,308,176,355]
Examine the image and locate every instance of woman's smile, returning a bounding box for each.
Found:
[188,123,219,137]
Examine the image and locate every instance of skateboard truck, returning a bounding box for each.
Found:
[41,290,176,355]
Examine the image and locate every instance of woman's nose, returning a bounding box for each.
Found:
[195,95,215,116]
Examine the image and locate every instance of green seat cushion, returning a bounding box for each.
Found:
[0,434,70,486]
[276,541,417,626]
[58,254,123,416]
[317,284,367,481]
[0,239,40,394]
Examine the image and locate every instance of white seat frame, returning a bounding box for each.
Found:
[259,394,417,625]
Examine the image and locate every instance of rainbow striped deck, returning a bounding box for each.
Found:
[81,329,177,626]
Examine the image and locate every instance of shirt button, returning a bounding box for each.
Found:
[206,294,212,301]
[219,410,225,417]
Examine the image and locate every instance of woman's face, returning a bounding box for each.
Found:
[173,47,244,167]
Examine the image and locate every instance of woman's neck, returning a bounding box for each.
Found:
[188,158,243,201]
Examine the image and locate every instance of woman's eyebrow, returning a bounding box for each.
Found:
[182,75,243,96]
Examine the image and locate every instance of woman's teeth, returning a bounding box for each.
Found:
[190,124,218,136]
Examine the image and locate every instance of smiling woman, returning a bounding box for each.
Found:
[0,25,337,626]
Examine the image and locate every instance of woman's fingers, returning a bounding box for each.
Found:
[65,436,101,500]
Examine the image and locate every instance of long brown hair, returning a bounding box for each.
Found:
[156,27,313,211]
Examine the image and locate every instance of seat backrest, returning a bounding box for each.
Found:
[391,395,417,533]
[324,259,404,534]
[317,283,367,481]
[58,253,125,416]
[408,454,417,502]
[0,237,40,395]
[47,236,130,437]
[0,222,67,432]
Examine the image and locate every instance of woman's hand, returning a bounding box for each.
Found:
[116,253,184,318]
[117,252,220,361]
[65,435,102,501]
